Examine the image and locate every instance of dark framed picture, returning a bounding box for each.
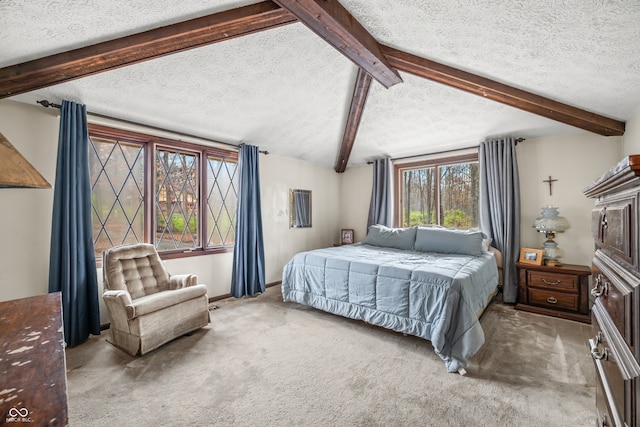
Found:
[341,229,354,245]
[519,248,544,265]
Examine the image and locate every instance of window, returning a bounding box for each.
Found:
[395,153,479,229]
[88,124,238,264]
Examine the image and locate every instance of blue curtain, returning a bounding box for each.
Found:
[479,137,521,304]
[48,100,100,346]
[367,158,393,228]
[231,144,266,297]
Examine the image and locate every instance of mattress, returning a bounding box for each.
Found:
[281,243,499,372]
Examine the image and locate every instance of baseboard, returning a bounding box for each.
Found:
[208,280,281,303]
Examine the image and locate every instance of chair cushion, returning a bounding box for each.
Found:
[104,243,170,299]
[126,284,208,319]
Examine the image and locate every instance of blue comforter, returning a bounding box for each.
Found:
[281,243,499,372]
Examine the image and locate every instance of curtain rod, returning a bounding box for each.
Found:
[366,138,525,164]
[37,100,269,155]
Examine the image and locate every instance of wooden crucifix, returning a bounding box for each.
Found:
[543,175,558,195]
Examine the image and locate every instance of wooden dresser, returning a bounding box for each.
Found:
[584,155,640,427]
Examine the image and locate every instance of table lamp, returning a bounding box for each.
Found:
[533,206,570,266]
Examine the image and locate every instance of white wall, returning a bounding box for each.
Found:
[260,154,340,282]
[0,101,58,301]
[0,100,340,324]
[338,164,372,243]
[517,132,621,267]
[623,105,640,156]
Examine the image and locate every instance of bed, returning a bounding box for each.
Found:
[281,225,500,373]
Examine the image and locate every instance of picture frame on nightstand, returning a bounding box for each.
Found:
[341,229,354,245]
[518,248,544,265]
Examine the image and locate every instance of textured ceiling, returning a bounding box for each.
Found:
[2,0,640,168]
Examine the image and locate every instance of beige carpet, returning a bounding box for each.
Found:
[65,285,595,426]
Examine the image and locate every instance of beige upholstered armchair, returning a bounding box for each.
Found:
[102,243,210,355]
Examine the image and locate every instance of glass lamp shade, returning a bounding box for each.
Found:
[533,206,570,266]
[533,206,570,232]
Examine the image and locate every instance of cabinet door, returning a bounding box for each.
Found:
[601,201,634,267]
[592,207,605,244]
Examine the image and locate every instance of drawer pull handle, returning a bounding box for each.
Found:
[591,346,608,361]
[591,286,603,298]
[595,331,604,344]
[542,278,561,285]
[546,296,558,304]
[591,275,607,298]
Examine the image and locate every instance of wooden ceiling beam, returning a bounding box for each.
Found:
[335,68,373,173]
[273,0,401,89]
[0,1,297,99]
[382,45,625,137]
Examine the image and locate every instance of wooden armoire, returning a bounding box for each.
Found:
[584,155,640,427]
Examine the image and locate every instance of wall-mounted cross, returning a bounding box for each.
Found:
[543,175,558,196]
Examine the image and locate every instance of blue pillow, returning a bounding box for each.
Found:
[363,225,416,250]
[414,227,483,256]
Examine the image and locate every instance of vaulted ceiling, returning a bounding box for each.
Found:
[1,0,639,171]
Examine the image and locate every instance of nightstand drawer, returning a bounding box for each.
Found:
[528,271,577,292]
[527,288,578,311]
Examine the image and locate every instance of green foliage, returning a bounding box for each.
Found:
[404,209,473,229]
[158,213,197,233]
[442,209,473,228]
[404,210,434,226]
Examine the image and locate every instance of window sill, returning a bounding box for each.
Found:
[159,246,234,260]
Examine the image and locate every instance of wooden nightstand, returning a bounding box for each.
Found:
[515,262,591,323]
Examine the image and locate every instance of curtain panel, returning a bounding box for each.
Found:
[479,137,521,304]
[293,189,311,227]
[231,144,266,298]
[367,158,393,228]
[48,100,101,346]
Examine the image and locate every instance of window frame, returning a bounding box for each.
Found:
[88,123,238,261]
[393,153,479,229]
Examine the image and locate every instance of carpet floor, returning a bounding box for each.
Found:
[65,285,595,426]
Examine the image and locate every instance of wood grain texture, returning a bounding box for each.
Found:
[0,1,297,98]
[335,68,372,173]
[0,132,51,188]
[382,45,625,136]
[274,0,401,88]
[0,293,68,426]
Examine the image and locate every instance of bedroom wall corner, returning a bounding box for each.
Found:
[517,132,621,268]
[338,164,372,244]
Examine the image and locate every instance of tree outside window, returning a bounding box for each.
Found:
[396,154,479,229]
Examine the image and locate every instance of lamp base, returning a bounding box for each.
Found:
[545,259,563,267]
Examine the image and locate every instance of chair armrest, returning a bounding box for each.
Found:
[170,274,198,289]
[102,290,135,327]
[103,290,133,306]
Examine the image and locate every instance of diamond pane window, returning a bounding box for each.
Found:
[89,124,238,259]
[206,156,238,247]
[89,136,144,264]
[155,148,200,251]
[397,154,479,229]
